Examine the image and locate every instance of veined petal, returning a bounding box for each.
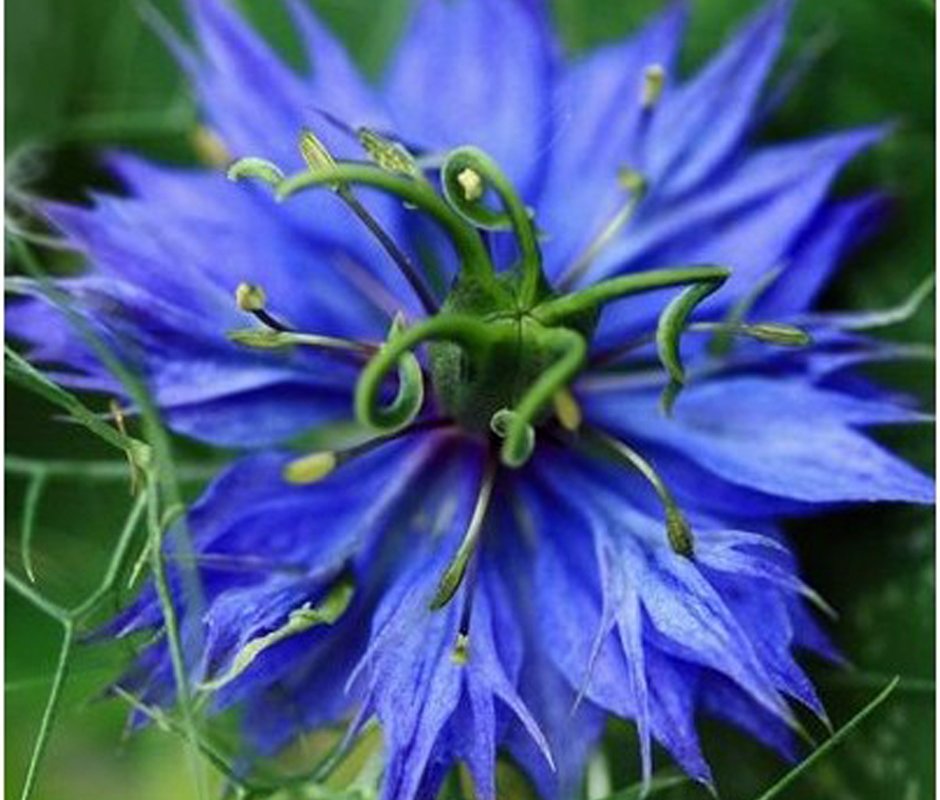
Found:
[589,127,886,340]
[758,194,888,315]
[383,0,552,192]
[7,276,358,448]
[647,0,791,195]
[538,2,688,279]
[584,376,934,504]
[350,449,551,800]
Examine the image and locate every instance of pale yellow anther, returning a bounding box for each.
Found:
[616,166,647,196]
[451,633,470,665]
[235,282,267,312]
[553,388,582,432]
[191,126,230,168]
[456,167,484,202]
[283,451,337,485]
[640,64,666,109]
[299,129,337,173]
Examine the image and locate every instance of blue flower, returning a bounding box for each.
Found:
[8,0,933,798]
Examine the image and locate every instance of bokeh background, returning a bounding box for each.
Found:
[5,0,935,798]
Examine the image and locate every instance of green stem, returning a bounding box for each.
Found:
[533,265,730,325]
[276,164,494,284]
[441,147,544,306]
[11,237,209,799]
[753,677,899,800]
[355,314,494,432]
[73,492,148,619]
[500,327,586,467]
[5,570,71,625]
[6,456,217,483]
[18,623,73,800]
[145,475,207,796]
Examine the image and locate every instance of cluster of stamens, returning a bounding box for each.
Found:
[223,69,811,624]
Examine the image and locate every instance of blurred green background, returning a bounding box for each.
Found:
[5,0,935,798]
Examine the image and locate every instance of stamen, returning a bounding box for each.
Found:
[590,319,812,367]
[299,130,439,314]
[456,168,484,203]
[357,128,423,180]
[640,64,667,110]
[720,322,811,346]
[227,327,377,355]
[231,283,380,359]
[429,457,498,610]
[282,418,451,486]
[709,265,784,357]
[557,169,648,290]
[587,429,694,557]
[233,281,292,332]
[451,632,470,665]
[283,451,337,484]
[235,282,266,312]
[191,126,230,168]
[552,388,582,431]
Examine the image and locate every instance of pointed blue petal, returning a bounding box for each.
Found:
[539,2,688,278]
[648,0,791,195]
[585,376,935,504]
[383,0,552,191]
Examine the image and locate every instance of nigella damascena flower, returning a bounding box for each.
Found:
[9,0,934,797]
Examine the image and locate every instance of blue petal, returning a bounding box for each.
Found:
[239,613,366,757]
[758,194,888,315]
[184,0,382,164]
[169,1,426,314]
[7,277,357,448]
[383,0,552,191]
[108,435,439,712]
[699,672,799,761]
[351,450,550,800]
[647,0,791,195]
[589,127,886,341]
[284,0,392,151]
[538,2,687,279]
[584,375,934,504]
[518,453,851,786]
[101,155,412,332]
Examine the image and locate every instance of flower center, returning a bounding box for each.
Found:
[428,272,598,435]
[226,130,809,469]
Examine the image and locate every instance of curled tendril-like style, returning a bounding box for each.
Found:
[441,146,543,305]
[533,265,731,410]
[354,314,492,433]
